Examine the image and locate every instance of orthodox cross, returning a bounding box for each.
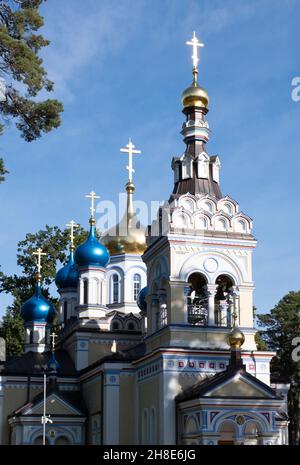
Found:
[85,191,100,219]
[186,31,204,70]
[33,248,46,280]
[50,332,57,352]
[66,219,79,249]
[120,138,141,183]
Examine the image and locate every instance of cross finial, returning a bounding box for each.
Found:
[85,191,100,223]
[66,220,79,250]
[120,138,141,183]
[32,248,47,283]
[50,332,57,352]
[186,31,204,80]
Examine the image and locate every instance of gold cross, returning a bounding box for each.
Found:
[85,191,100,218]
[120,138,141,183]
[32,248,46,277]
[66,220,79,248]
[186,31,204,70]
[50,332,57,351]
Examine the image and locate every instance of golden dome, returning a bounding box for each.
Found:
[226,327,245,349]
[102,223,147,255]
[181,81,209,110]
[101,181,147,255]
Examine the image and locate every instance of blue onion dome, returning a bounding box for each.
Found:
[21,283,56,323]
[74,224,110,268]
[137,286,148,312]
[55,251,79,290]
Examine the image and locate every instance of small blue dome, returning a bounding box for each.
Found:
[74,225,110,268]
[137,286,148,312]
[21,284,56,323]
[55,251,79,290]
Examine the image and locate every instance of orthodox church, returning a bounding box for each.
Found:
[0,34,290,446]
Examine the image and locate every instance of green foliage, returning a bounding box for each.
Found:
[0,303,24,357]
[0,0,63,178]
[257,291,300,444]
[0,224,92,358]
[0,156,8,182]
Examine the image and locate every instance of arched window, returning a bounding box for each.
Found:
[55,436,70,445]
[83,280,88,305]
[218,421,237,445]
[34,435,49,445]
[127,322,135,331]
[29,330,34,344]
[112,321,120,331]
[133,273,141,301]
[187,273,208,326]
[63,301,68,322]
[111,274,120,304]
[215,275,235,327]
[160,303,167,328]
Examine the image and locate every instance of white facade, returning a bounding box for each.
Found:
[106,253,147,315]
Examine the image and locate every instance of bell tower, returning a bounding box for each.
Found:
[143,32,257,354]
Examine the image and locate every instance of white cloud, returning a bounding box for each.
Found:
[40,0,143,101]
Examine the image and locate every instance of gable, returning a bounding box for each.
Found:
[206,375,275,399]
[24,394,82,416]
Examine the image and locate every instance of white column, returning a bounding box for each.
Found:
[183,284,190,324]
[207,285,217,326]
[75,338,89,370]
[160,371,177,444]
[103,372,120,444]
[233,289,240,325]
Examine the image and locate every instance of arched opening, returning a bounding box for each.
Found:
[63,301,68,322]
[244,421,262,445]
[29,329,34,345]
[185,416,197,434]
[112,321,120,331]
[214,275,235,327]
[133,273,141,301]
[218,421,236,445]
[33,435,49,445]
[127,322,135,331]
[83,280,88,305]
[55,435,71,445]
[187,273,208,326]
[91,277,100,304]
[111,274,120,304]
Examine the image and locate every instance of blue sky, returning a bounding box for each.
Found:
[1,0,300,317]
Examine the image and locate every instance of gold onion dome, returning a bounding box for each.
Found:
[101,181,147,255]
[181,79,209,110]
[227,325,245,349]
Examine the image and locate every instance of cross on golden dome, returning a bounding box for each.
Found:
[120,138,141,183]
[186,31,204,71]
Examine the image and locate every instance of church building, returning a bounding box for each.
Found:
[0,34,289,446]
